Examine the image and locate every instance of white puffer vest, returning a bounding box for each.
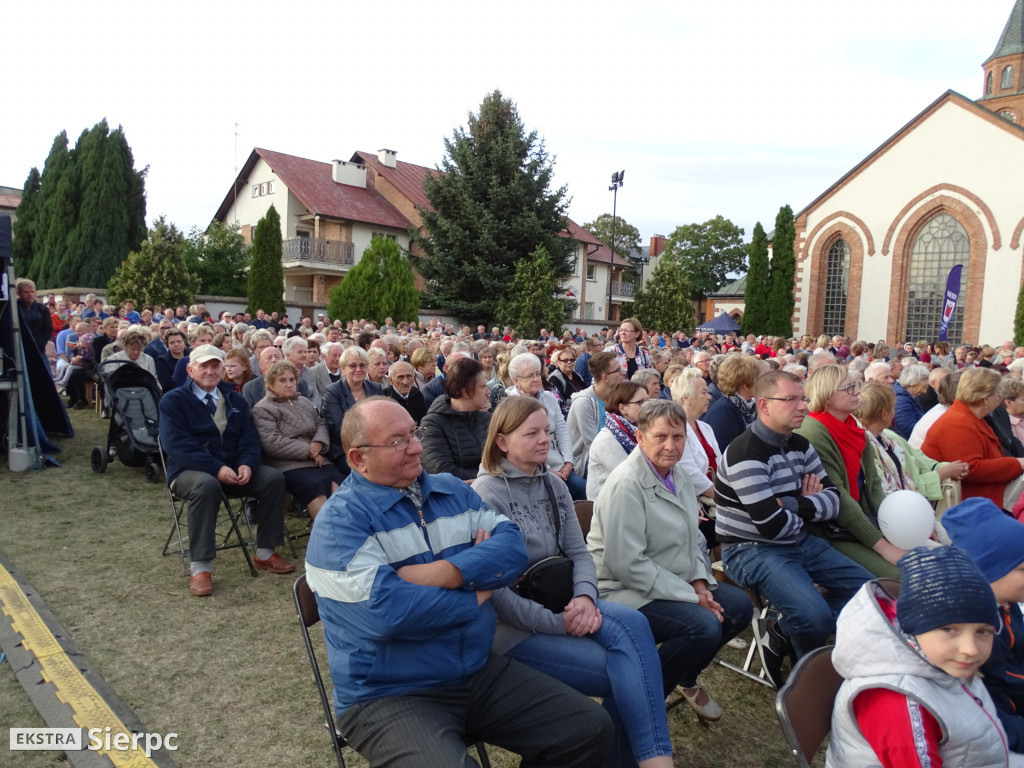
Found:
[826,581,1014,768]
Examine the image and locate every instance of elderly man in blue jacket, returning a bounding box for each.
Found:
[305,397,612,767]
[159,344,293,596]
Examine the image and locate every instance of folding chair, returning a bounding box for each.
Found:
[774,646,842,767]
[293,575,491,768]
[158,437,257,578]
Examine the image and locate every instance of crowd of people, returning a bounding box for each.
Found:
[17,277,1024,766]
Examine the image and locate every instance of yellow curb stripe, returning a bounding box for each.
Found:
[0,565,160,767]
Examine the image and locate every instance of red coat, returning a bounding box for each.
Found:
[922,399,1022,509]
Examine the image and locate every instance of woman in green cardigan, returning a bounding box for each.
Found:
[794,364,905,578]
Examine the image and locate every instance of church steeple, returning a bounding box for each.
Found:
[979,0,1024,123]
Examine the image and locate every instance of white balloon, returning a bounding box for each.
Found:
[878,490,935,549]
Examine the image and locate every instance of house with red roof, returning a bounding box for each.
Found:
[215,147,636,324]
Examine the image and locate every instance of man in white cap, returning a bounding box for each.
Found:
[158,344,293,596]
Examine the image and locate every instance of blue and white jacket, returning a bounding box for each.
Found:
[305,470,527,715]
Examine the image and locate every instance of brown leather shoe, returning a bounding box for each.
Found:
[253,553,295,574]
[190,572,213,596]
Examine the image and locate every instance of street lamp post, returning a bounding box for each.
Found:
[607,170,624,323]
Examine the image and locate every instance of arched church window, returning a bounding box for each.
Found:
[1002,65,1015,89]
[987,71,994,94]
[999,110,1017,123]
[904,214,969,345]
[823,238,850,337]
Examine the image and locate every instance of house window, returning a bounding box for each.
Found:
[1002,65,1014,89]
[822,238,850,337]
[268,180,276,194]
[987,71,994,95]
[371,231,398,241]
[252,185,259,198]
[584,302,595,319]
[260,182,268,196]
[904,214,969,346]
[586,263,597,281]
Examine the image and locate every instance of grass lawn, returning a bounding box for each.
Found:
[0,408,816,767]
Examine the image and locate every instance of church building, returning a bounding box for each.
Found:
[790,0,1024,345]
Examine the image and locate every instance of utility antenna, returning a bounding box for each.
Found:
[233,122,239,224]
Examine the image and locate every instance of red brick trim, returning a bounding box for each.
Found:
[886,197,987,344]
[882,184,1001,255]
[800,211,875,260]
[803,223,866,339]
[1011,215,1024,250]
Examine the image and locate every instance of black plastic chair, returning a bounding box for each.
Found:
[775,646,843,767]
[293,574,492,767]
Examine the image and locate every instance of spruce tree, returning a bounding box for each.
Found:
[12,167,41,280]
[106,217,200,308]
[495,246,567,340]
[632,258,695,334]
[413,90,574,326]
[246,205,285,315]
[327,236,420,323]
[742,222,770,336]
[14,121,147,287]
[767,205,796,336]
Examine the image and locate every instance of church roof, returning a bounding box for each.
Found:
[987,0,1024,62]
[713,274,746,297]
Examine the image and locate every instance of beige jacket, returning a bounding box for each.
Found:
[251,393,329,473]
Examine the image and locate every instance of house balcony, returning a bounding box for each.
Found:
[610,280,635,300]
[281,238,355,273]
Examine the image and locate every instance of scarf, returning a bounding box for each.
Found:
[867,430,914,494]
[606,413,638,455]
[727,394,757,426]
[809,411,866,500]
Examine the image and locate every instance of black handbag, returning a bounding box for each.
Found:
[513,476,575,613]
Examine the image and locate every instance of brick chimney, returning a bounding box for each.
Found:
[378,148,398,168]
[332,159,366,188]
[650,234,667,258]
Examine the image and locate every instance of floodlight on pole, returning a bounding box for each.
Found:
[607,170,625,322]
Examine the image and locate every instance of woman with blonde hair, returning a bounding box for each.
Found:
[475,396,675,768]
[700,353,762,450]
[923,367,1024,510]
[795,364,904,578]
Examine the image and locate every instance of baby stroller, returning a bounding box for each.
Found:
[90,359,163,482]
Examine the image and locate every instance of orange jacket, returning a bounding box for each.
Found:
[922,399,1022,509]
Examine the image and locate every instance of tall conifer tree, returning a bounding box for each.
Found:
[246,205,285,315]
[12,168,41,280]
[413,90,574,325]
[767,205,796,336]
[742,222,770,335]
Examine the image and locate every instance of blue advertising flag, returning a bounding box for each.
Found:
[938,264,963,342]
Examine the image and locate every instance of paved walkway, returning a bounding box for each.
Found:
[0,554,177,767]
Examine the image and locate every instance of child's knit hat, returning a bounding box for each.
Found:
[896,546,998,635]
[942,497,1024,582]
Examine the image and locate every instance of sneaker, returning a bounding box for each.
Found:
[755,615,790,689]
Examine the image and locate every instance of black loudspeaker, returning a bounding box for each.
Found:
[0,215,10,264]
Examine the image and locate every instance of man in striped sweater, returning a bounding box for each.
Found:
[715,371,873,674]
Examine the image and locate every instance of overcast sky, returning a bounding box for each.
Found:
[2,0,1015,244]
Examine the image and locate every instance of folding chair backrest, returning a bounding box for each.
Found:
[775,646,842,767]
[294,574,347,768]
[574,500,593,539]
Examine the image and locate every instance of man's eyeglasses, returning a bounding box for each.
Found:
[357,427,425,451]
[763,396,810,405]
[836,382,863,395]
[345,363,368,370]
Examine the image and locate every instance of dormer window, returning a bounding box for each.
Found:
[1002,65,1014,89]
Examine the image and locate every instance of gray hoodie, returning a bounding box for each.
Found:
[474,459,598,654]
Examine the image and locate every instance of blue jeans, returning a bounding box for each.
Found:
[721,534,874,658]
[564,470,587,501]
[505,599,671,767]
[638,583,753,693]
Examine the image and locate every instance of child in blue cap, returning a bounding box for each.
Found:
[827,546,1012,766]
[944,496,1024,753]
